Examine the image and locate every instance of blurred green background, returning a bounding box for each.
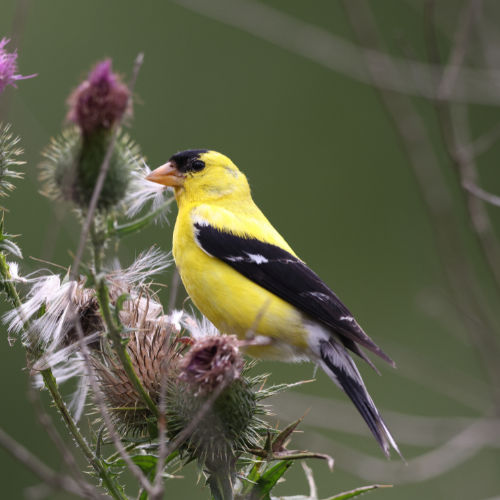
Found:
[1,0,500,498]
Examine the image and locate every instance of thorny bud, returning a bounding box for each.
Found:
[0,37,36,94]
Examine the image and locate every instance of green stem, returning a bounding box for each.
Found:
[107,198,174,238]
[0,253,22,308]
[90,221,104,273]
[0,253,127,500]
[96,278,159,417]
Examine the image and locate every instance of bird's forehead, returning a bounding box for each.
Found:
[169,149,236,172]
[169,149,208,170]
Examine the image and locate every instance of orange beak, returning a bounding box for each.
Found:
[145,161,185,187]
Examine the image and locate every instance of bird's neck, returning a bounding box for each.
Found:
[175,184,255,213]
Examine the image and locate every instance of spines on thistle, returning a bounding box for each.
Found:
[0,123,24,199]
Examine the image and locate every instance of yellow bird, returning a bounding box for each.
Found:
[147,149,400,457]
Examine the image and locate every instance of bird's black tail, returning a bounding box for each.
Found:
[319,339,402,458]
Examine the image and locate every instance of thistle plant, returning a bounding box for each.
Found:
[0,48,390,500]
[0,37,36,93]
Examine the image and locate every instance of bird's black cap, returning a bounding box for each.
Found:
[169,149,208,173]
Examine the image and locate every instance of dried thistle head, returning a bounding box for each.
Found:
[93,317,182,435]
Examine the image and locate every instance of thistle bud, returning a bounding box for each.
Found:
[40,59,139,211]
[67,60,129,136]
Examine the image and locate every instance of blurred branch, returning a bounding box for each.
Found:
[469,122,500,159]
[27,382,101,499]
[342,0,500,411]
[463,181,500,207]
[295,421,495,484]
[426,0,500,289]
[0,427,99,499]
[437,0,480,100]
[173,0,500,105]
[275,391,500,448]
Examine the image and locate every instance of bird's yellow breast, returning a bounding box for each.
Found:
[172,200,309,360]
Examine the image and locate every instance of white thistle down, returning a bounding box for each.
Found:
[3,274,91,350]
[6,261,27,283]
[124,161,173,223]
[182,313,221,339]
[3,247,173,419]
[109,246,171,286]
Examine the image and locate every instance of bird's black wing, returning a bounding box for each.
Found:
[194,223,394,366]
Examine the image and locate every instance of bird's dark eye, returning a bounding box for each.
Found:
[190,159,205,172]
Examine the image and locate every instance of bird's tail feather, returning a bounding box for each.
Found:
[319,339,402,459]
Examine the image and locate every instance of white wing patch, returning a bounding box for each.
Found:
[191,213,214,257]
[227,252,268,264]
[340,315,355,323]
[302,291,330,302]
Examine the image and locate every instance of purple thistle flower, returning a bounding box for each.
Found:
[0,37,36,93]
[67,59,130,135]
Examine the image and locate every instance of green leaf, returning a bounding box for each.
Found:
[327,484,392,500]
[250,461,292,500]
[114,454,157,475]
[272,414,307,452]
[108,198,174,238]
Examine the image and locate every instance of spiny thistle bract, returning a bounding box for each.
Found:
[39,59,137,211]
[0,123,24,199]
[39,127,142,210]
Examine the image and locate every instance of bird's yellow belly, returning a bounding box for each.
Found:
[174,237,309,360]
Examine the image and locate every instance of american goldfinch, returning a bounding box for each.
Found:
[147,149,400,457]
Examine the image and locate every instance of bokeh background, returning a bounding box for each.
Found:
[1,0,500,498]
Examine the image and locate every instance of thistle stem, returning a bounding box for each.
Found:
[0,252,21,308]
